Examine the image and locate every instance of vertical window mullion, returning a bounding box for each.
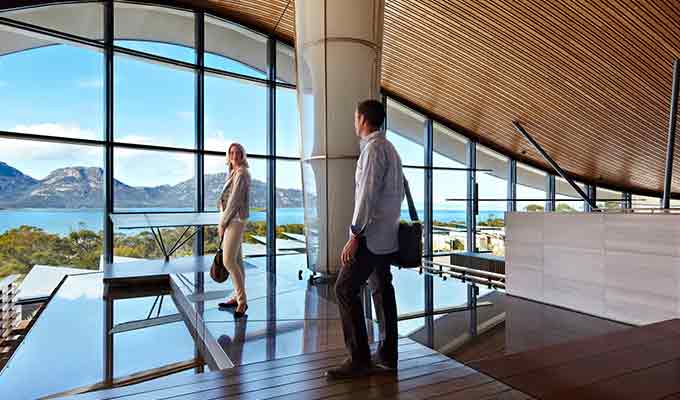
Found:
[266,37,277,270]
[424,119,433,338]
[466,141,476,252]
[546,174,556,212]
[103,0,114,386]
[508,159,517,212]
[104,0,114,264]
[195,11,205,257]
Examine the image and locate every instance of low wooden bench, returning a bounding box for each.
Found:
[448,251,505,275]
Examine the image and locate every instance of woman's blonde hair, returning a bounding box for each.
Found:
[227,142,249,172]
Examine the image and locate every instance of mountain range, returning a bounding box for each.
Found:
[0,162,304,209]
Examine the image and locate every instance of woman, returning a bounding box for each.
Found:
[217,142,251,318]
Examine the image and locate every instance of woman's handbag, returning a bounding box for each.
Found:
[210,232,230,283]
[394,177,422,268]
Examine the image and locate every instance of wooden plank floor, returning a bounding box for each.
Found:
[67,338,532,400]
[470,318,680,399]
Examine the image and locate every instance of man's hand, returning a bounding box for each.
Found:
[341,236,360,267]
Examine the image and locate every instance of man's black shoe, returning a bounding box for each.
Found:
[325,358,373,379]
[371,353,397,373]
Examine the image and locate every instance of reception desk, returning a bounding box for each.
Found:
[506,212,680,325]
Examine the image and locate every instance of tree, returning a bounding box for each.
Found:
[555,203,577,213]
[524,203,545,212]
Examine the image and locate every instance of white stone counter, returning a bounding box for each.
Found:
[506,212,680,325]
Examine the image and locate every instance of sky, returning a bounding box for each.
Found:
[0,37,561,210]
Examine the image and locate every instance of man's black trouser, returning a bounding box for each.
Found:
[335,238,398,367]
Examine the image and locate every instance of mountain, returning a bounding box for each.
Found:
[0,161,39,203]
[0,163,304,209]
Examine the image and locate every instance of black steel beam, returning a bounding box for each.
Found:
[513,121,597,210]
[663,59,680,209]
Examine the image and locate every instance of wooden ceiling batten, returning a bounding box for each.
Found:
[380,7,665,176]
[1,0,679,196]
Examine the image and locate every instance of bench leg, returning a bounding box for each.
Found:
[468,284,479,336]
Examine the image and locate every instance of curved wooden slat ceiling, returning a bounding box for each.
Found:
[5,0,680,196]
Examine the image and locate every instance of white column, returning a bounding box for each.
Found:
[295,0,384,275]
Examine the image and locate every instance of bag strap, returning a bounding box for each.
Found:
[218,230,226,249]
[403,176,420,222]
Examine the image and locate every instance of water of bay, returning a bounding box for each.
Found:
[0,208,506,235]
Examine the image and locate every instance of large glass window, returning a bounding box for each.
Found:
[632,194,661,209]
[596,188,623,210]
[114,54,195,149]
[3,2,104,40]
[517,162,547,212]
[276,161,305,257]
[205,15,267,78]
[204,73,267,154]
[402,167,426,247]
[276,42,296,84]
[0,29,103,139]
[0,138,103,279]
[555,177,586,212]
[114,2,195,63]
[386,99,426,166]
[476,147,508,255]
[113,148,195,211]
[276,86,300,157]
[432,123,467,254]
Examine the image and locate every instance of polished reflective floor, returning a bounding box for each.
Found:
[1,253,635,400]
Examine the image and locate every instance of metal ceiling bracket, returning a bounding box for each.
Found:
[513,121,597,211]
[662,59,680,209]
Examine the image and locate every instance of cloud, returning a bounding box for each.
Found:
[113,135,195,187]
[205,130,241,153]
[13,123,98,140]
[76,78,103,89]
[1,123,102,179]
[205,154,227,174]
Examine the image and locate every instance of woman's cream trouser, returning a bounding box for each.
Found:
[222,220,246,305]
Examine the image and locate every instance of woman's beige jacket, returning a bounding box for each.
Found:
[218,166,250,229]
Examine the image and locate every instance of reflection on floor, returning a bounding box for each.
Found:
[470,319,680,399]
[174,254,381,367]
[415,291,631,364]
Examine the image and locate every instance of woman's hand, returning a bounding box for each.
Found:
[218,224,224,240]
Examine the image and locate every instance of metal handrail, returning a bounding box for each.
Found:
[597,208,680,214]
[0,275,19,340]
[424,260,505,280]
[419,260,506,289]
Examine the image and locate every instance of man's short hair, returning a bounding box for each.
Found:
[357,99,385,130]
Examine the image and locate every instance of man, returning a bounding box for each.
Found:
[326,99,404,379]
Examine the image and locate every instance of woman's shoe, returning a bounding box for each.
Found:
[234,304,248,318]
[218,299,238,309]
